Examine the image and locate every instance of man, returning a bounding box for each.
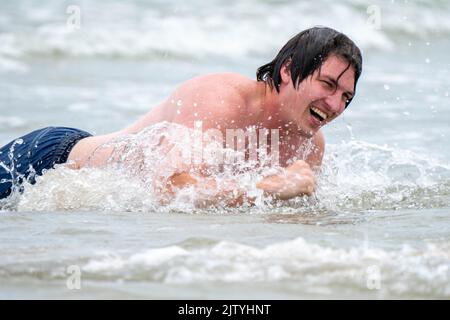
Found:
[0,27,362,205]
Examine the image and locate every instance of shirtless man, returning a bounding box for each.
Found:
[0,27,362,204]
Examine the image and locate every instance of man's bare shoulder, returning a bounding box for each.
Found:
[167,72,255,127]
[178,72,253,96]
[188,72,252,84]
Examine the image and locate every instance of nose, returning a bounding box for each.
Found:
[323,90,345,114]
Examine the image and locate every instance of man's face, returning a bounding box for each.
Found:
[278,55,356,137]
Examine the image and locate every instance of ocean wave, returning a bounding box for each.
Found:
[78,237,450,298]
[312,140,450,212]
[1,235,447,298]
[0,116,28,129]
[0,56,28,73]
[1,0,449,62]
[2,236,448,298]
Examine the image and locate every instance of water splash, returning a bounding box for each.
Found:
[313,140,450,212]
[5,122,448,213]
[0,138,35,211]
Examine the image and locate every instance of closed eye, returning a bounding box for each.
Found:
[321,80,334,90]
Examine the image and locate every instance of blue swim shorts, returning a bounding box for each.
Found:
[0,127,92,200]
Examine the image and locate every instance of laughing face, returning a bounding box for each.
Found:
[277,55,356,137]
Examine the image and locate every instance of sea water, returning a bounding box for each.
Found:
[0,0,449,299]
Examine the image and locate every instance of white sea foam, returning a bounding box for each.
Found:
[1,0,449,65]
[81,236,450,297]
[0,56,27,73]
[312,140,450,211]
[0,116,28,129]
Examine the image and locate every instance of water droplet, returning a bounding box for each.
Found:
[403,111,410,116]
[176,110,181,115]
[176,100,182,107]
[384,84,390,90]
[194,112,198,117]
[193,102,197,107]
[425,58,430,64]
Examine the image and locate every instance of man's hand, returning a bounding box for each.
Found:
[256,160,316,200]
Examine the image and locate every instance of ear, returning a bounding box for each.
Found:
[280,59,292,85]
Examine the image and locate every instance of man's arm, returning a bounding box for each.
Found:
[164,172,253,207]
[158,125,322,207]
[256,160,316,200]
[162,159,316,207]
[255,131,323,201]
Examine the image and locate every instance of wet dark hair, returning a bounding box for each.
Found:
[256,26,362,107]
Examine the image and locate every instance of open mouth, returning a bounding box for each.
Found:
[309,105,327,122]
